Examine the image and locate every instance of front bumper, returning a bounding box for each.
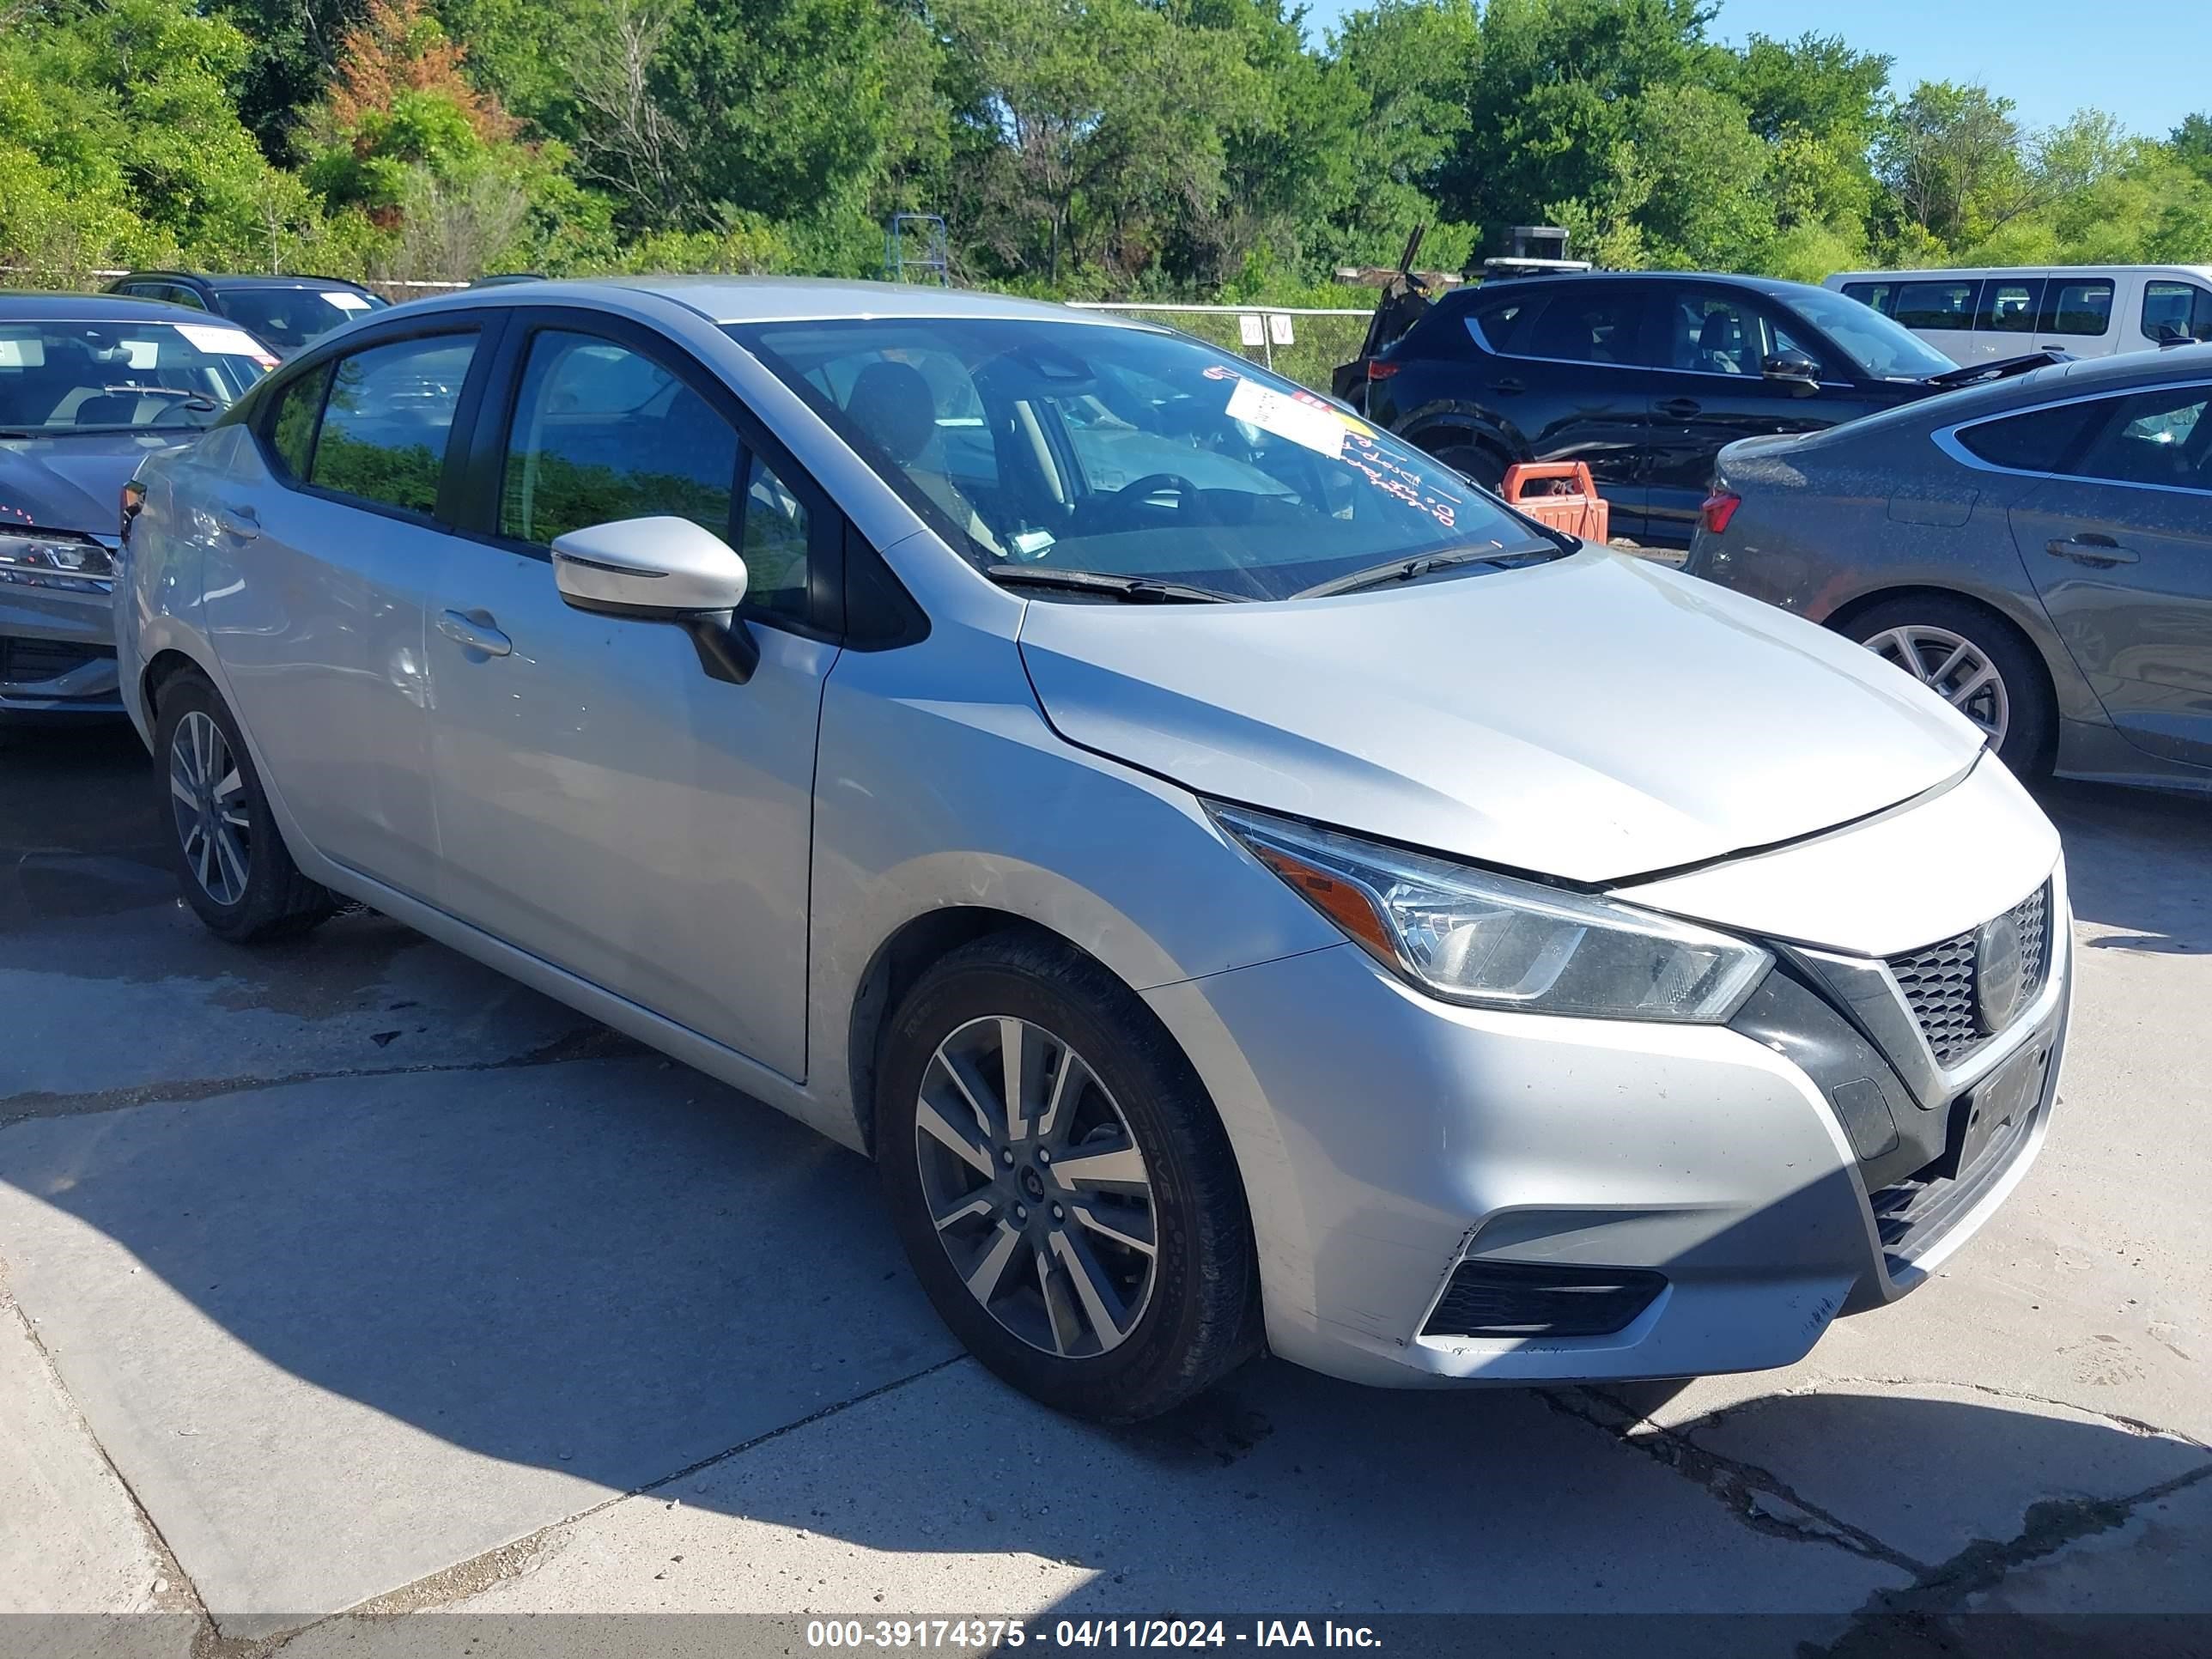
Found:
[1145,875,2069,1389]
[1,574,123,718]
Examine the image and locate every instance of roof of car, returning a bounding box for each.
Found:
[0,289,235,323]
[387,275,1141,328]
[118,271,377,293]
[1460,269,1832,301]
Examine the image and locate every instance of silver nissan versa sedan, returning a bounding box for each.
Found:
[118,278,2070,1420]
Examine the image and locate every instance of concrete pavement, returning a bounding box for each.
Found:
[3,725,2207,1655]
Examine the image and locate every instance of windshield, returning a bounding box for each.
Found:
[1790,287,1960,380]
[726,317,1560,601]
[218,287,386,350]
[0,320,271,433]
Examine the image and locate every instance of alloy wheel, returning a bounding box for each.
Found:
[169,709,251,906]
[1862,623,2010,748]
[913,1015,1158,1358]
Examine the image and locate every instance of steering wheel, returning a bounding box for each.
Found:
[1111,473,1202,516]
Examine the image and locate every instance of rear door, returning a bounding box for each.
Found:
[423,311,837,1079]
[204,323,486,899]
[1889,276,1983,365]
[1488,281,1653,534]
[2036,275,2120,358]
[1974,276,2046,364]
[1996,380,2212,769]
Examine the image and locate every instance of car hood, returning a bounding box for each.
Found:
[0,430,195,537]
[1016,548,1986,884]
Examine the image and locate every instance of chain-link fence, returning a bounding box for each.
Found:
[1064,303,1371,395]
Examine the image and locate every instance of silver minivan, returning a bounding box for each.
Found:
[118,279,2071,1419]
[1827,265,2212,363]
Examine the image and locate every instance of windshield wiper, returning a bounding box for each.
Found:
[983,564,1244,604]
[1291,543,1561,600]
[104,386,219,410]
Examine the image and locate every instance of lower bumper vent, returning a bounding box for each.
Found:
[1422,1260,1666,1340]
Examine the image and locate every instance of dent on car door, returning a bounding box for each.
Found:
[1999,382,2212,769]
[424,320,836,1080]
[1641,287,1843,538]
[203,328,482,900]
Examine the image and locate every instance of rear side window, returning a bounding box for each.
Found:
[1465,289,1541,355]
[2040,279,2114,337]
[2142,283,2212,343]
[499,331,738,547]
[265,366,330,478]
[1521,287,1644,365]
[309,333,477,517]
[1841,282,1894,315]
[1891,280,1981,331]
[1978,280,2045,336]
[1954,402,2102,472]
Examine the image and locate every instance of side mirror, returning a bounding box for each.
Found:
[1762,352,1821,395]
[552,515,759,684]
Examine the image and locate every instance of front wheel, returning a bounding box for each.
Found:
[1844,596,2053,776]
[877,934,1260,1422]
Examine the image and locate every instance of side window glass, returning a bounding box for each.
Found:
[2072,389,2209,489]
[2143,283,2212,343]
[309,333,477,517]
[1892,280,1981,331]
[2040,279,2114,337]
[500,331,737,546]
[1523,289,1644,366]
[739,453,811,622]
[1467,292,1540,355]
[1955,403,2102,473]
[266,365,331,479]
[1763,314,1824,374]
[1664,292,1756,375]
[1841,283,1892,314]
[1978,281,2045,335]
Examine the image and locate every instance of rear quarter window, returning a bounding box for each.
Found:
[1954,402,2102,472]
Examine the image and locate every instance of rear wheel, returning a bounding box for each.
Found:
[1431,441,1507,495]
[1844,595,2053,776]
[877,934,1260,1422]
[155,672,337,942]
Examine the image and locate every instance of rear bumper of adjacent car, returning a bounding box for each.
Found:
[1,574,124,718]
[1146,864,2069,1389]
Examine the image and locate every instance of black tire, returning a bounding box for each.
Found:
[1842,594,2055,777]
[153,672,337,942]
[1431,441,1508,495]
[877,933,1261,1422]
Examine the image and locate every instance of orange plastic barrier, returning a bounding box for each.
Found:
[1500,460,1610,543]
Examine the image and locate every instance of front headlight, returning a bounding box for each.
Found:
[0,528,115,594]
[1212,804,1770,1022]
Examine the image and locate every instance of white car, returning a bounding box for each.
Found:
[1826,265,2212,363]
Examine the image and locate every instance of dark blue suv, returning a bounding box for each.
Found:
[105,272,388,360]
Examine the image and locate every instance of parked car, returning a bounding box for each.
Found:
[104,271,388,360]
[1827,265,2212,363]
[1360,270,2051,545]
[119,277,2069,1420]
[1688,343,2212,789]
[1,293,272,726]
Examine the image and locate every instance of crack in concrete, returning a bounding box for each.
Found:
[1545,1386,1928,1574]
[1810,1461,2212,1657]
[241,1352,975,1646]
[0,1024,643,1128]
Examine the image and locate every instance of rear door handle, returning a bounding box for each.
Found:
[217,504,259,541]
[2045,535,2139,567]
[1492,377,1526,395]
[1656,398,1702,418]
[438,609,513,657]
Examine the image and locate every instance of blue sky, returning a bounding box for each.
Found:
[1301,0,2211,140]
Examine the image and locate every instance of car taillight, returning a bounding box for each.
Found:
[1366,358,1401,380]
[1700,490,1741,535]
[120,478,146,541]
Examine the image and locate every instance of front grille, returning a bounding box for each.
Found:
[1887,883,2051,1066]
[0,635,113,687]
[1868,1106,2033,1273]
[1422,1260,1665,1340]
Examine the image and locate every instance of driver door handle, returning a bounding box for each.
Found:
[2045,535,2139,568]
[218,504,259,541]
[1656,398,1702,418]
[439,609,513,657]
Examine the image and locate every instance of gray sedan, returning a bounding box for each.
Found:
[1688,343,2212,787]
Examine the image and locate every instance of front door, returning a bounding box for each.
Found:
[1640,283,1869,540]
[202,328,483,901]
[2006,380,2212,770]
[424,323,836,1079]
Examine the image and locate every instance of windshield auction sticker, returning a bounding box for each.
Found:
[176,324,276,360]
[1224,378,1346,460]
